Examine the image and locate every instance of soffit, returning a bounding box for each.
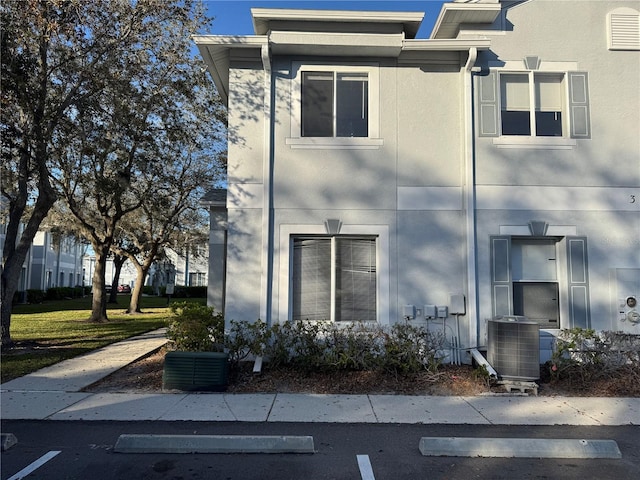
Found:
[193,35,267,105]
[251,8,425,39]
[430,3,502,39]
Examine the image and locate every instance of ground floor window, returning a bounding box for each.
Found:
[292,236,377,322]
[491,235,590,329]
[189,272,206,287]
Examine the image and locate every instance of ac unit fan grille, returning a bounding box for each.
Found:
[488,317,540,381]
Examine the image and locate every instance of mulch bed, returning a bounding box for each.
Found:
[82,347,640,397]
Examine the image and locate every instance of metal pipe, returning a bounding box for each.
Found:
[470,348,498,378]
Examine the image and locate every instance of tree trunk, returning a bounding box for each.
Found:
[1,171,57,346]
[108,254,126,304]
[127,264,151,314]
[88,246,110,322]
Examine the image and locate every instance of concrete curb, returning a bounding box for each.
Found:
[113,434,315,454]
[419,437,622,459]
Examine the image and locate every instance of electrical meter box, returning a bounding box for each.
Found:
[449,294,466,315]
[403,305,416,319]
[437,306,449,318]
[424,305,437,319]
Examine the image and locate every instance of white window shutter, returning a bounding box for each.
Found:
[568,72,590,139]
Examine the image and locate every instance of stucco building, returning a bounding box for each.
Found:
[197,0,640,364]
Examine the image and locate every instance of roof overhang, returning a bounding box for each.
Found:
[251,8,425,39]
[430,2,502,39]
[193,35,267,105]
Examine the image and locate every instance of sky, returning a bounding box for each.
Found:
[203,1,447,38]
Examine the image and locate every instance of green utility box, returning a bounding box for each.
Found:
[162,351,229,391]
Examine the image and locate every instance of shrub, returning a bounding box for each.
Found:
[549,328,640,392]
[27,289,46,304]
[45,287,75,300]
[167,286,207,298]
[166,302,225,352]
[225,320,444,375]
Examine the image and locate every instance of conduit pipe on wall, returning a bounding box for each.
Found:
[260,41,274,325]
[463,47,480,351]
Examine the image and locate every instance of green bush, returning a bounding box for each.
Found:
[166,302,225,352]
[45,287,76,300]
[27,289,46,304]
[549,328,640,390]
[166,286,207,298]
[225,320,444,374]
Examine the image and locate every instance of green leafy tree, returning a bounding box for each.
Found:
[1,0,224,338]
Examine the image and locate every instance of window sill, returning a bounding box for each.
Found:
[492,137,577,150]
[286,137,384,150]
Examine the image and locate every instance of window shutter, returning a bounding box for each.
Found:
[490,236,512,317]
[568,72,590,139]
[567,237,591,329]
[478,71,500,137]
[292,239,331,320]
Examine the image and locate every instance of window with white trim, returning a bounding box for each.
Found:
[288,63,381,148]
[302,72,368,137]
[500,73,564,137]
[292,236,377,322]
[478,69,590,141]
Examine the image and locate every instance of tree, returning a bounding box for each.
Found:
[1,0,142,344]
[112,94,224,314]
[1,0,223,339]
[52,0,222,323]
[107,252,127,304]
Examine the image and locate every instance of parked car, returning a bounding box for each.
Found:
[117,284,131,293]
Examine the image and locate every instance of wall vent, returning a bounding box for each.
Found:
[608,9,640,50]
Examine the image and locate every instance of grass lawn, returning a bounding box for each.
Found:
[1,295,204,383]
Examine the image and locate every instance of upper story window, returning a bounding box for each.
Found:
[500,73,564,137]
[478,62,590,147]
[287,62,382,149]
[302,72,368,137]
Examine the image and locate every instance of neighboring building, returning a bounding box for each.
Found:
[29,231,85,290]
[0,220,86,295]
[146,245,209,292]
[197,0,640,363]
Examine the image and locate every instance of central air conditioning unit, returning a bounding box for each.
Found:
[487,316,540,381]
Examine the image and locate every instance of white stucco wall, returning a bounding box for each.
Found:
[473,0,640,341]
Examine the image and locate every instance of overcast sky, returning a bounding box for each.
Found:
[204,1,447,38]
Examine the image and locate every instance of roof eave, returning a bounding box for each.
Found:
[430,2,502,39]
[193,35,267,106]
[251,8,425,39]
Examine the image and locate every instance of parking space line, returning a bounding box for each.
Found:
[357,454,376,480]
[7,450,61,480]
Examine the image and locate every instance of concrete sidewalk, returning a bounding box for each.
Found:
[2,329,639,425]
